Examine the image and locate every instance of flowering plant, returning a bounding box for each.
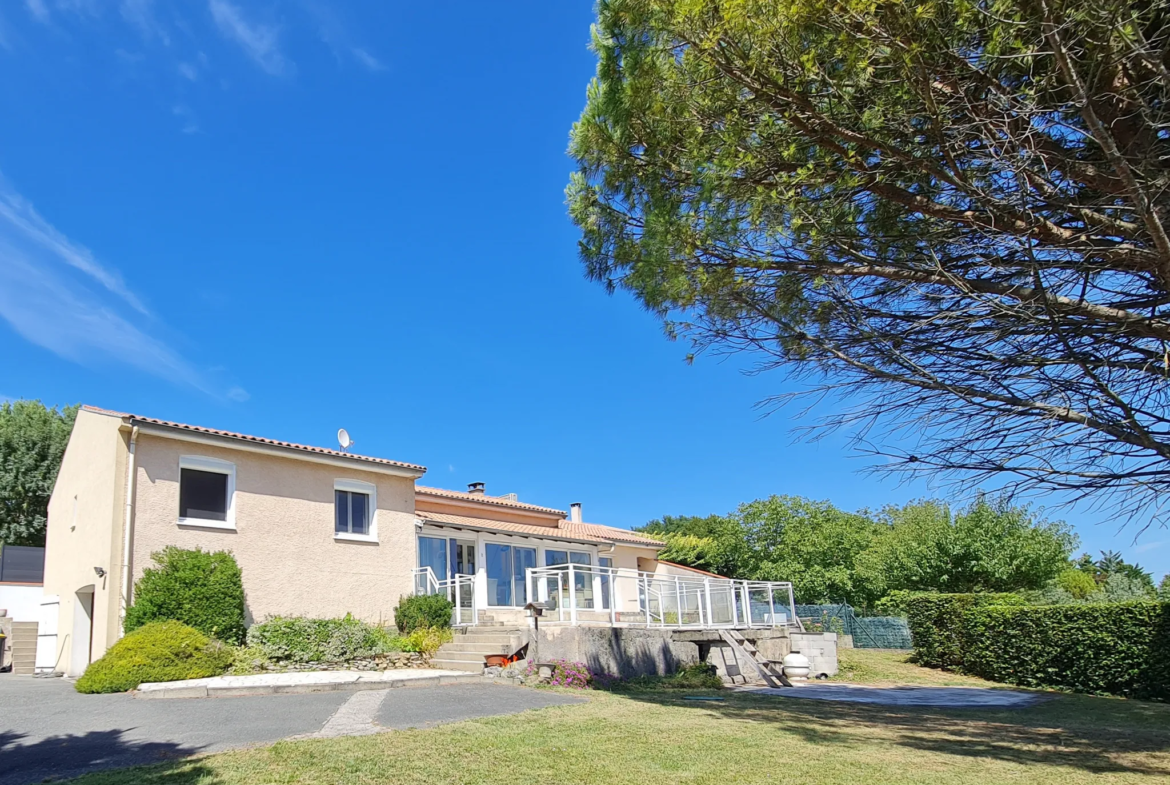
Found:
[526,658,602,689]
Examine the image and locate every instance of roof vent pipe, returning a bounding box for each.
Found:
[570,502,582,523]
[468,482,485,495]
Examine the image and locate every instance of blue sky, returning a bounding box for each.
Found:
[0,0,1165,582]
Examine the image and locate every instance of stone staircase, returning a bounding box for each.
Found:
[430,615,526,674]
[9,621,39,675]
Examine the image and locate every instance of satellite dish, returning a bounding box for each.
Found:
[337,428,353,453]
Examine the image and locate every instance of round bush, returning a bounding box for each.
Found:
[75,621,232,694]
[125,546,246,645]
[394,594,453,633]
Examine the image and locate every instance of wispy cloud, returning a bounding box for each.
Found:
[172,103,199,134]
[0,181,148,314]
[350,47,385,72]
[0,175,218,395]
[120,0,170,45]
[208,0,289,76]
[25,0,50,24]
[178,61,198,81]
[1134,539,1168,554]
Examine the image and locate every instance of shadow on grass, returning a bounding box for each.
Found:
[612,688,1170,777]
[0,729,217,785]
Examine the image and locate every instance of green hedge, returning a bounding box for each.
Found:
[394,594,453,633]
[75,621,232,694]
[125,547,246,645]
[906,594,1170,699]
[904,593,1026,669]
[246,615,401,663]
[962,602,1170,700]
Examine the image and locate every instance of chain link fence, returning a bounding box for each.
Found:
[795,603,912,649]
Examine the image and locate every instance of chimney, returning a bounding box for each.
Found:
[467,482,486,495]
[570,502,582,523]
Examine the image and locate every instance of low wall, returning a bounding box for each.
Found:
[0,583,43,622]
[527,625,700,678]
[790,632,839,677]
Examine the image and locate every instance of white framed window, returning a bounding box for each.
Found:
[177,456,236,530]
[334,479,377,542]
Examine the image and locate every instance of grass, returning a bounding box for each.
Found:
[62,672,1170,785]
[831,648,1002,687]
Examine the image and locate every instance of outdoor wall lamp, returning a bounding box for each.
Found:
[94,566,106,578]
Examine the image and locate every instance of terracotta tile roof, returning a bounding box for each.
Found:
[417,511,607,545]
[416,485,567,517]
[417,510,666,549]
[81,405,426,474]
[566,522,665,548]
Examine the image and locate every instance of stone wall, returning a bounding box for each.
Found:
[526,625,700,678]
[524,625,839,681]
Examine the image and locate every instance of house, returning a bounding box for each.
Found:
[46,405,755,676]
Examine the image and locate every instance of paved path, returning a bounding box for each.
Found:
[740,683,1041,707]
[0,676,582,785]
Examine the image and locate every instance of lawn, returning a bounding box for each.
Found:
[65,654,1170,785]
[830,648,1000,687]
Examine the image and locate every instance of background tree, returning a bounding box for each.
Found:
[646,493,1076,605]
[569,0,1170,522]
[643,496,880,603]
[1074,550,1156,592]
[0,400,78,547]
[854,495,1077,596]
[643,513,749,576]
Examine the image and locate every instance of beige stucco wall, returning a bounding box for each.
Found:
[130,434,418,629]
[43,409,129,676]
[610,544,660,614]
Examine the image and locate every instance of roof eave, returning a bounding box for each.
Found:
[131,420,427,479]
[419,516,604,547]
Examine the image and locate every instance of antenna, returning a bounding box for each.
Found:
[337,428,353,453]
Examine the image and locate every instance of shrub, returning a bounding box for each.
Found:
[904,593,1026,669]
[75,621,232,694]
[961,601,1170,700]
[666,661,723,689]
[125,547,246,645]
[394,594,453,633]
[399,626,453,656]
[246,615,400,663]
[597,661,724,691]
[1056,568,1099,600]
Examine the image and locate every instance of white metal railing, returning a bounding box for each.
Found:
[525,564,801,630]
[412,567,477,626]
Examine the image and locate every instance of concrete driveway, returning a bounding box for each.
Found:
[0,675,583,785]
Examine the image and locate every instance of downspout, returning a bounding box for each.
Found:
[118,425,139,638]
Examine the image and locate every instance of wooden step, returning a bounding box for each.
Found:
[719,630,790,688]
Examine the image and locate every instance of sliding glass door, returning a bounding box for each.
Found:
[485,543,536,607]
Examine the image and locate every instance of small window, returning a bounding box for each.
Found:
[335,489,370,535]
[180,469,229,520]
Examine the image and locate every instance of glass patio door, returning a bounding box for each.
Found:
[485,543,536,606]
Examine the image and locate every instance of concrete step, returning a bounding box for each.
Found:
[429,658,486,673]
[441,642,515,655]
[433,649,490,662]
[458,627,523,636]
[455,629,523,639]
